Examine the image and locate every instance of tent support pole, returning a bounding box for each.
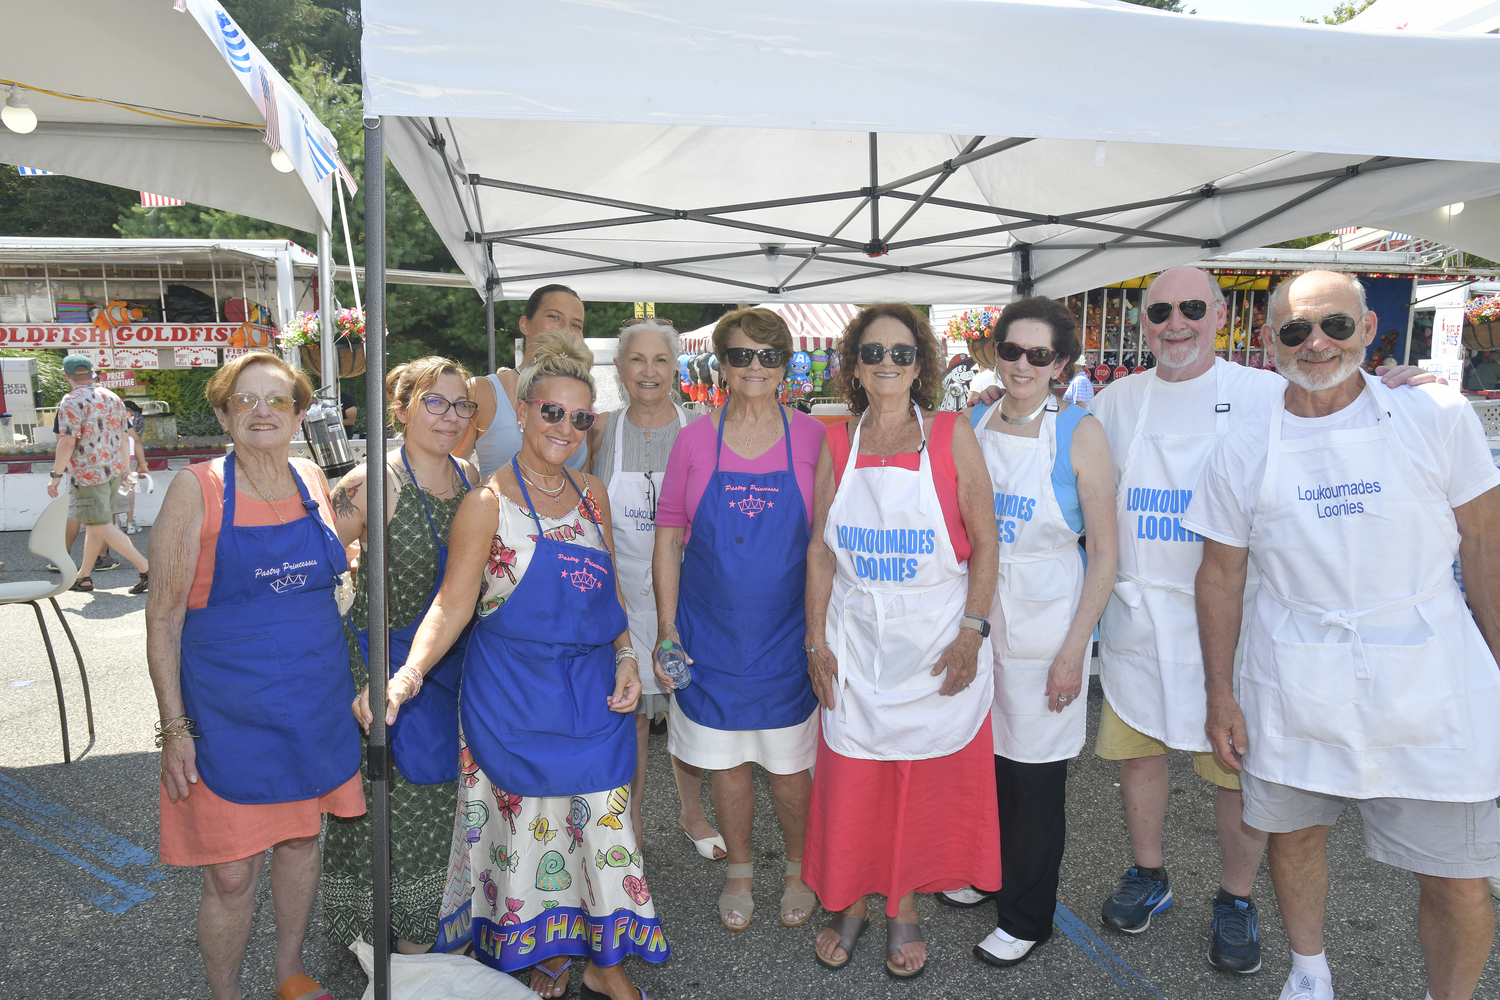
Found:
[1018,246,1034,298]
[318,226,337,398]
[486,276,496,374]
[1403,276,1418,366]
[867,133,882,254]
[362,113,393,1000]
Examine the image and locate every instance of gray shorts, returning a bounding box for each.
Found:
[1241,770,1500,878]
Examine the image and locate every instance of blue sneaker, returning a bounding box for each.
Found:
[1101,866,1173,933]
[1208,894,1261,974]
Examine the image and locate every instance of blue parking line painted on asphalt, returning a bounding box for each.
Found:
[1054,903,1167,1000]
[0,772,165,914]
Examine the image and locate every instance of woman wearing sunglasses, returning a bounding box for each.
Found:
[324,357,479,956]
[147,352,362,1000]
[386,332,666,1000]
[586,319,724,863]
[949,297,1117,968]
[653,307,825,933]
[803,303,1001,980]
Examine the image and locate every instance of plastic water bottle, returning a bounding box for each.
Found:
[655,639,692,690]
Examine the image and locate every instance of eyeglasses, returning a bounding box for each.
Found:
[724,347,787,368]
[644,469,658,523]
[1278,313,1360,347]
[523,398,598,431]
[1145,299,1209,324]
[422,394,479,419]
[997,342,1059,366]
[857,343,918,366]
[228,392,296,412]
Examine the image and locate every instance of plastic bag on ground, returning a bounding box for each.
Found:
[351,939,533,1000]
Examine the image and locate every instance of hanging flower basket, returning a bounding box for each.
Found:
[946,306,1004,367]
[277,309,368,379]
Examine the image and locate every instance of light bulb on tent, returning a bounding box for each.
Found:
[270,148,294,173]
[1445,202,1465,216]
[2,85,37,134]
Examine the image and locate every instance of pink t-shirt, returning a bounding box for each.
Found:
[656,408,825,542]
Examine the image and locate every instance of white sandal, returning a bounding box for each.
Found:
[684,827,727,860]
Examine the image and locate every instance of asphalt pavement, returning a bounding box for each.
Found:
[0,526,1496,1000]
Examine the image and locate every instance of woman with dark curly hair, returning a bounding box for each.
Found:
[802,303,1001,979]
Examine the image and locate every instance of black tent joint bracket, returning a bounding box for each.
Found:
[865,241,890,257]
[366,743,391,781]
[1201,184,1219,198]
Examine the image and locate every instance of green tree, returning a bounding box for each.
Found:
[1302,0,1377,23]
[1125,0,1192,10]
[1269,233,1338,250]
[0,173,139,238]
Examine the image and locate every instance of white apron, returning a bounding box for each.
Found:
[605,405,690,698]
[822,406,993,760]
[1240,374,1500,801]
[1099,361,1256,751]
[977,402,1088,763]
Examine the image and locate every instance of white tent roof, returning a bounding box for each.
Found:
[361,0,1500,304]
[0,0,342,232]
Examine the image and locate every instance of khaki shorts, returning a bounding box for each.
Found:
[71,478,118,526]
[1094,697,1241,790]
[1240,771,1500,878]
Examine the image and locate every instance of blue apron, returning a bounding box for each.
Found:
[459,458,632,797]
[355,449,471,786]
[675,405,816,731]
[179,458,360,805]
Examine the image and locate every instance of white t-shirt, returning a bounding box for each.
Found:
[969,369,996,394]
[1091,360,1287,491]
[1186,383,1500,548]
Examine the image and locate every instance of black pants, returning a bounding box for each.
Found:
[993,754,1069,943]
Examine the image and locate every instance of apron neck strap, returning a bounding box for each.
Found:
[714,401,793,474]
[226,454,315,526]
[401,446,462,549]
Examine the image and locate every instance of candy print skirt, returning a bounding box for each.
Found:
[434,734,670,969]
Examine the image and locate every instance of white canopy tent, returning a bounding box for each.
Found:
[0,0,351,388]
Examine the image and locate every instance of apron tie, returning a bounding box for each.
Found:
[1113,571,1195,608]
[1263,580,1449,680]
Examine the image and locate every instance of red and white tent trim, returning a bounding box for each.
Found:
[680,302,861,352]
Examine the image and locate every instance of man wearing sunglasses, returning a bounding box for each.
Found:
[1187,270,1500,1000]
[1088,267,1436,976]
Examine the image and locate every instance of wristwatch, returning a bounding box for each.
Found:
[49,471,64,480]
[959,614,990,638]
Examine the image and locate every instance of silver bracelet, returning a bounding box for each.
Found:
[614,647,639,665]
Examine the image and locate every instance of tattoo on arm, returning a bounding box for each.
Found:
[331,481,361,520]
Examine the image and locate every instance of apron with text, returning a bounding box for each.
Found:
[179,458,360,804]
[1099,360,1253,751]
[605,405,690,698]
[355,450,471,785]
[976,401,1088,763]
[822,406,992,760]
[1240,374,1500,801]
[460,461,632,797]
[675,405,817,732]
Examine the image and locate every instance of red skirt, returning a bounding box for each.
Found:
[802,716,1002,917]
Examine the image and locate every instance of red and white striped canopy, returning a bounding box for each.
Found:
[680,302,861,352]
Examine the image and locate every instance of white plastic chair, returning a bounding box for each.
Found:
[0,494,95,763]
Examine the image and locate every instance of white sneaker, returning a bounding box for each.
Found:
[973,926,1038,967]
[937,885,995,908]
[1488,873,1500,900]
[1279,971,1334,1000]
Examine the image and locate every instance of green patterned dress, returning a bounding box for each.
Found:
[321,468,467,947]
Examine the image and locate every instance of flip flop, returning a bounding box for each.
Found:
[531,957,571,997]
[813,913,868,970]
[684,828,727,860]
[274,973,332,1000]
[885,919,926,980]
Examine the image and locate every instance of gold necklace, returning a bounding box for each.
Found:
[237,457,287,524]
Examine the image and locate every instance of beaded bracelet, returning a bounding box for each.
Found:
[394,666,424,697]
[615,647,639,665]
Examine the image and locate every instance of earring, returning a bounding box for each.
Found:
[913,378,921,390]
[853,376,861,389]
[517,419,524,432]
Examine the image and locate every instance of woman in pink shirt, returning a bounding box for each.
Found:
[652,308,825,934]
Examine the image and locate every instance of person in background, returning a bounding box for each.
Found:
[46,355,148,594]
[653,307,823,934]
[452,284,590,476]
[146,351,363,1000]
[1191,269,1500,1000]
[321,357,478,956]
[802,303,1000,979]
[340,390,358,439]
[1062,366,1095,410]
[115,400,149,534]
[586,318,724,860]
[943,297,1117,968]
[966,341,998,408]
[387,332,666,1000]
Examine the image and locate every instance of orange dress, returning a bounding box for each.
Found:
[158,457,365,867]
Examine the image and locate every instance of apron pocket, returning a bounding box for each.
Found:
[998,559,1078,661]
[186,632,289,731]
[1268,632,1463,752]
[846,596,966,693]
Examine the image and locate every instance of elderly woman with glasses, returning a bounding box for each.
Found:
[147,352,362,1000]
[585,319,724,863]
[323,357,480,956]
[652,307,825,932]
[378,332,666,1000]
[802,303,1001,980]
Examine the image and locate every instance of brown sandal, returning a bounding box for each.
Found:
[885,919,926,979]
[814,912,868,970]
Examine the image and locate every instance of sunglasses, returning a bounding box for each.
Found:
[228,392,296,412]
[997,342,1059,366]
[422,394,479,419]
[724,347,786,368]
[523,398,598,431]
[857,343,918,366]
[1278,313,1360,347]
[620,317,676,330]
[1145,299,1209,324]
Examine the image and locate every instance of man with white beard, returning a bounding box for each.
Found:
[1085,267,1434,975]
[1188,269,1500,1000]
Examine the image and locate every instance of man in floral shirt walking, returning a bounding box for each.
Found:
[46,356,149,594]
